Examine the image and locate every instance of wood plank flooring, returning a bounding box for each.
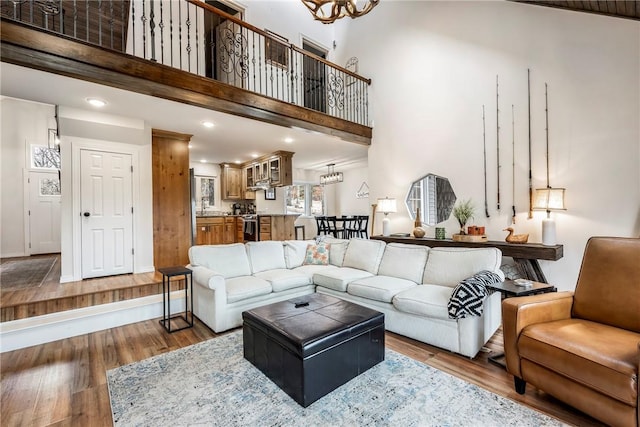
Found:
[1,254,170,322]
[1,317,604,427]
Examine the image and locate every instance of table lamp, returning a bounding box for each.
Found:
[377,197,397,237]
[532,187,565,246]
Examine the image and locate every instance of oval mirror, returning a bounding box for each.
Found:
[405,174,457,226]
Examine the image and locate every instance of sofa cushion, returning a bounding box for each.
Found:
[347,275,418,303]
[292,264,338,280]
[342,238,386,274]
[422,247,503,287]
[520,318,640,406]
[283,240,316,269]
[322,237,350,267]
[188,244,251,279]
[246,241,287,273]
[225,276,272,303]
[378,243,429,283]
[392,285,454,320]
[253,269,311,292]
[313,267,374,292]
[303,242,330,265]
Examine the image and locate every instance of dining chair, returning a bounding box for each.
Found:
[342,217,358,239]
[357,215,369,238]
[326,216,344,238]
[315,216,330,237]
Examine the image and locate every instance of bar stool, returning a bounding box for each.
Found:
[294,225,306,240]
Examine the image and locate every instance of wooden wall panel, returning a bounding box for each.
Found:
[152,129,192,269]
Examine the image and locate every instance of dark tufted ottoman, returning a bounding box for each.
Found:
[242,293,385,407]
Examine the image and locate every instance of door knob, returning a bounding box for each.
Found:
[83,212,91,217]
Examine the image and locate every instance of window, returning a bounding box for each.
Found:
[40,178,61,196]
[285,184,324,216]
[31,145,60,169]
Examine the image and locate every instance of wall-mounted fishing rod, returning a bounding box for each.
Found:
[511,104,516,224]
[527,69,533,219]
[496,75,501,212]
[482,105,490,218]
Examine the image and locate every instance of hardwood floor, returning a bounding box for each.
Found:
[1,254,168,322]
[1,317,604,427]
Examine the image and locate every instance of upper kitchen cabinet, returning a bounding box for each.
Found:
[220,164,243,200]
[244,151,294,191]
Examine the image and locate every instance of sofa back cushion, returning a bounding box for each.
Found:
[378,243,429,283]
[422,247,503,287]
[572,237,640,332]
[284,240,316,269]
[322,237,350,266]
[342,238,386,274]
[246,241,287,273]
[188,244,251,278]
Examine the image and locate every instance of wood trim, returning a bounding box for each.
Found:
[151,129,193,141]
[0,20,372,145]
[371,236,563,261]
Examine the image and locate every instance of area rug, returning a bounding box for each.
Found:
[107,331,562,426]
[0,256,57,290]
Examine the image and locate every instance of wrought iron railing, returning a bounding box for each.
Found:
[1,0,371,126]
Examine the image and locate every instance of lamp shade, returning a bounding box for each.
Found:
[532,188,566,211]
[377,197,397,214]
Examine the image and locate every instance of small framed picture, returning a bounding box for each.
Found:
[264,187,276,200]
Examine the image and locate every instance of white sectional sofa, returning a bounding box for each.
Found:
[188,237,504,358]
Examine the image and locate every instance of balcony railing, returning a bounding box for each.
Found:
[1,0,371,127]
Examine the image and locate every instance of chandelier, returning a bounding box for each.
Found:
[301,0,380,24]
[320,163,343,185]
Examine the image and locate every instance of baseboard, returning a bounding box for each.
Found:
[0,291,186,353]
[59,274,75,283]
[135,265,156,274]
[0,251,28,258]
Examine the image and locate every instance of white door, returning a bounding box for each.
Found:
[80,149,133,278]
[29,170,61,254]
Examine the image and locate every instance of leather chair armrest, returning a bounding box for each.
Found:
[502,291,574,378]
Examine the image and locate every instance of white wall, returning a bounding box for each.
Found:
[333,1,640,290]
[58,108,154,282]
[335,166,371,217]
[0,97,55,257]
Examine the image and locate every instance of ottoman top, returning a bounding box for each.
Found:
[242,294,384,358]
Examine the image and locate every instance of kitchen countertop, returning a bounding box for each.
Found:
[195,213,301,218]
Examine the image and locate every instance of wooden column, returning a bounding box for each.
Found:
[152,129,192,270]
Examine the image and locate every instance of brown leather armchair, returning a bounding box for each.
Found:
[502,237,640,427]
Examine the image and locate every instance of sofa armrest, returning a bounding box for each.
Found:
[502,291,574,378]
[189,265,226,291]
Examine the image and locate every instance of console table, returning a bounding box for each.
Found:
[371,236,563,283]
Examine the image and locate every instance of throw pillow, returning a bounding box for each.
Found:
[303,243,330,265]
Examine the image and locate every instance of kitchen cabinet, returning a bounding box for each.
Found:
[224,217,236,244]
[196,217,237,244]
[242,167,256,200]
[243,151,294,191]
[259,216,272,241]
[236,217,245,243]
[220,164,243,200]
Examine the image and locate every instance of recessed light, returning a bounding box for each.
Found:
[86,97,106,107]
[201,121,215,128]
[234,160,241,164]
[284,137,294,143]
[200,159,207,163]
[251,153,259,158]
[188,144,193,149]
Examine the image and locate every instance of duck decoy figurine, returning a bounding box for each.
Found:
[504,227,529,244]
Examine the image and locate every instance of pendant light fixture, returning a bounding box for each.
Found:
[301,0,380,24]
[320,163,343,185]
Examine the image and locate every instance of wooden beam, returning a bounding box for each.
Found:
[0,20,372,145]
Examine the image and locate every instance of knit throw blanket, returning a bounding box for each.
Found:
[447,270,502,320]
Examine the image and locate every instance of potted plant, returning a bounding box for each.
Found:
[452,199,475,235]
